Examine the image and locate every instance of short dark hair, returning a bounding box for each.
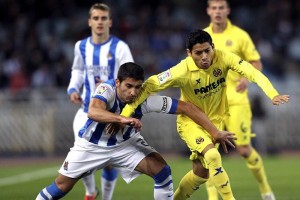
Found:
[117,62,144,82]
[186,29,213,51]
[89,3,112,19]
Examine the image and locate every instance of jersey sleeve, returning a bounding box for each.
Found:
[121,63,186,117]
[227,52,279,99]
[141,95,178,114]
[117,41,134,65]
[92,83,114,104]
[67,41,84,95]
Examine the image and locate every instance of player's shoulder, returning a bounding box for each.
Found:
[203,26,210,32]
[230,24,250,37]
[74,37,90,47]
[215,49,239,61]
[110,35,127,44]
[95,80,116,96]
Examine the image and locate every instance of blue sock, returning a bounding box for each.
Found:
[102,167,118,181]
[36,182,66,200]
[153,165,174,200]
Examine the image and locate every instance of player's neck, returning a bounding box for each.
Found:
[212,22,227,33]
[92,33,110,44]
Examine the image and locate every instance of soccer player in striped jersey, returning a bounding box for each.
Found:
[204,1,276,199]
[120,30,289,200]
[36,62,235,200]
[67,3,133,200]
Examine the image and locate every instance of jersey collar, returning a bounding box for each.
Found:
[208,19,233,33]
[186,56,200,71]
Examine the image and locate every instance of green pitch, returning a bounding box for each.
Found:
[0,155,299,200]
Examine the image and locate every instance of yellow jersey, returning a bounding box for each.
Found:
[204,20,261,105]
[121,49,278,125]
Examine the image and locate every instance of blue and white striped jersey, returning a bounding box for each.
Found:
[67,36,134,113]
[78,79,178,147]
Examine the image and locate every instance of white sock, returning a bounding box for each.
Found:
[153,165,174,200]
[82,173,96,196]
[101,168,118,200]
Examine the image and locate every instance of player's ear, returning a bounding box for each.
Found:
[115,79,120,87]
[109,19,112,28]
[186,49,191,56]
[211,43,215,50]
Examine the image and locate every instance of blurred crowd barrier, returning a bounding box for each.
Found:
[0,82,299,157]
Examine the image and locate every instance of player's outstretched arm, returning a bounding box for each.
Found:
[272,94,290,105]
[176,101,236,153]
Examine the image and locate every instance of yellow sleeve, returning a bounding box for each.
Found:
[227,52,279,99]
[121,63,186,117]
[120,86,150,117]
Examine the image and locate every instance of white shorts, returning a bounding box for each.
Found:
[58,134,157,183]
[73,108,88,138]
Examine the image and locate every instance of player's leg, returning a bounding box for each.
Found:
[203,145,235,200]
[73,109,99,200]
[135,152,173,200]
[175,120,234,200]
[174,159,208,200]
[36,174,78,200]
[205,177,219,200]
[82,173,98,200]
[101,165,118,200]
[238,145,274,200]
[229,104,274,200]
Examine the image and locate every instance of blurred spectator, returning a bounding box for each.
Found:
[0,0,299,91]
[31,63,55,88]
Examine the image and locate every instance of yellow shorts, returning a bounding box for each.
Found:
[224,104,254,146]
[177,115,222,168]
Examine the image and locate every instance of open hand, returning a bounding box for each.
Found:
[213,131,236,153]
[236,77,249,93]
[272,95,289,105]
[70,92,83,105]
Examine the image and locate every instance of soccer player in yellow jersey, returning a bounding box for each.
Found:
[204,0,277,199]
[120,29,289,200]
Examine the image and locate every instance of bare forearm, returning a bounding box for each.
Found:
[88,109,124,123]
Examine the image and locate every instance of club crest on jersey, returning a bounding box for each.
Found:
[157,69,172,84]
[63,161,69,171]
[96,85,108,95]
[196,137,204,144]
[213,68,222,77]
[107,53,113,60]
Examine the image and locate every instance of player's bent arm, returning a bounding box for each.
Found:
[176,100,236,151]
[176,101,219,138]
[88,98,142,127]
[121,70,181,117]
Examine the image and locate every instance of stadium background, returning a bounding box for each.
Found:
[0,0,299,157]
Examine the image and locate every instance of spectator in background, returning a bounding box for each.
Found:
[31,63,55,88]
